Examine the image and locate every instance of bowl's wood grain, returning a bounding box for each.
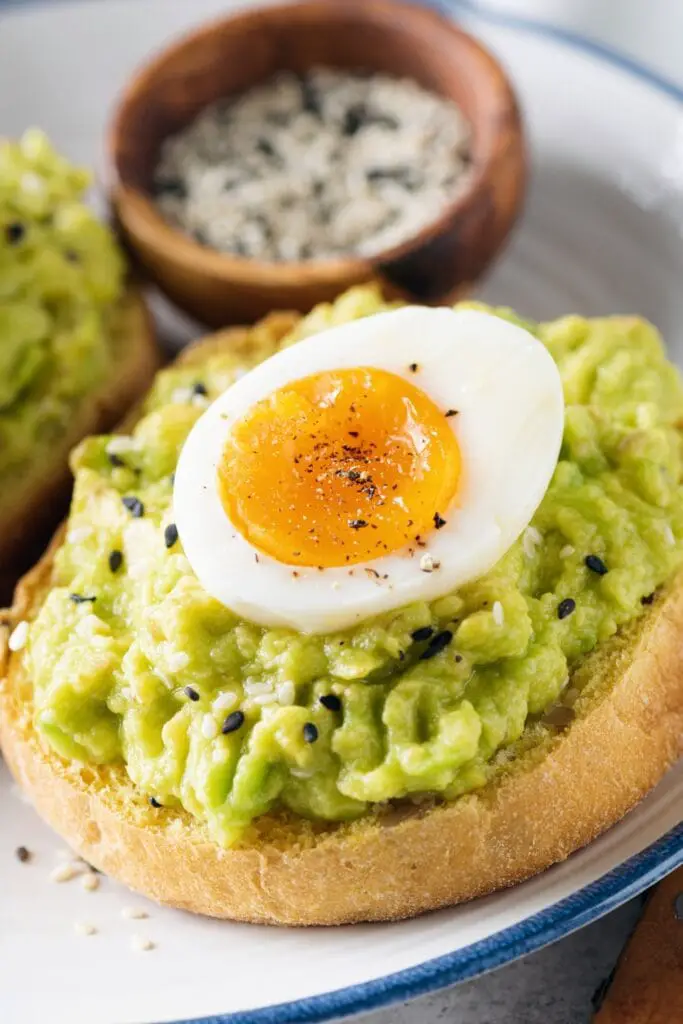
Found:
[109,0,526,326]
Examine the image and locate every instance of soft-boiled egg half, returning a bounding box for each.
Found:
[174,307,564,633]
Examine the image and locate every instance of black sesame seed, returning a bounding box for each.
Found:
[222,710,245,735]
[183,685,200,702]
[320,694,342,712]
[349,519,368,529]
[6,222,25,244]
[108,550,123,574]
[122,496,144,518]
[411,626,434,642]
[108,452,126,468]
[419,629,453,660]
[300,75,321,117]
[69,593,97,604]
[191,381,208,397]
[303,722,319,743]
[342,103,367,136]
[164,523,179,549]
[585,554,608,576]
[149,796,162,808]
[256,136,277,158]
[154,177,186,199]
[15,845,31,863]
[641,592,655,605]
[433,513,447,530]
[557,597,576,620]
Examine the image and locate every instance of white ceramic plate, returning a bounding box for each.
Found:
[1,2,683,1022]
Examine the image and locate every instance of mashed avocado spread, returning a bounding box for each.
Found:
[25,286,683,845]
[0,131,124,492]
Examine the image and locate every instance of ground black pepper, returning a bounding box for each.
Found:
[15,846,31,863]
[433,513,447,530]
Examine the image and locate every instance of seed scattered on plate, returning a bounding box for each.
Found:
[81,872,100,892]
[131,934,155,952]
[74,921,97,937]
[121,906,149,920]
[154,69,471,262]
[50,862,81,883]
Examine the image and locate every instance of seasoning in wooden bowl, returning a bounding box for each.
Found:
[153,69,472,263]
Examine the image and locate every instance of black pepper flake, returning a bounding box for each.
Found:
[433,513,447,530]
[409,362,419,373]
[149,796,162,808]
[108,452,126,468]
[455,654,463,663]
[256,136,277,158]
[164,523,179,549]
[222,710,245,735]
[641,592,655,605]
[349,519,369,529]
[342,102,367,136]
[191,381,208,397]
[445,409,459,418]
[411,626,434,642]
[6,222,25,244]
[69,593,97,605]
[122,495,144,518]
[64,249,80,263]
[348,431,359,438]
[15,845,31,863]
[320,694,342,712]
[585,554,608,576]
[557,597,576,620]
[183,685,200,702]
[108,550,123,574]
[154,177,187,199]
[303,722,319,743]
[419,629,453,660]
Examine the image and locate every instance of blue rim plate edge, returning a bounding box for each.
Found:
[169,5,683,1019]
[3,1,681,1021]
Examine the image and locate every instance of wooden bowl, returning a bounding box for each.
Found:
[108,0,526,327]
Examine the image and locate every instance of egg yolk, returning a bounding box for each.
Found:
[218,367,461,568]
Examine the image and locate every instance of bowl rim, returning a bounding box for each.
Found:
[107,0,523,286]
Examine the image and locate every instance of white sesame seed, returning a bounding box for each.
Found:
[74,921,97,937]
[131,935,155,952]
[277,680,296,706]
[166,650,190,673]
[50,862,81,883]
[81,872,100,892]
[170,387,193,405]
[560,545,575,559]
[106,436,140,455]
[244,680,272,697]
[212,691,238,711]
[121,906,149,920]
[492,600,504,626]
[331,581,341,591]
[8,620,29,652]
[68,525,93,544]
[201,714,218,739]
[664,524,676,546]
[250,693,278,707]
[419,553,441,573]
[522,526,542,559]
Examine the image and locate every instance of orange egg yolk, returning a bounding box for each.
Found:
[218,367,461,568]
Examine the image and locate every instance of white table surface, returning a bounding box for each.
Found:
[1,1,681,1021]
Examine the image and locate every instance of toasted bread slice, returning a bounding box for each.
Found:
[0,286,159,598]
[1,324,683,926]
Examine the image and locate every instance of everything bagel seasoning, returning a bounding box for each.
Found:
[153,69,471,262]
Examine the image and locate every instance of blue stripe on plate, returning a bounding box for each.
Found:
[4,0,681,1019]
[171,6,683,1020]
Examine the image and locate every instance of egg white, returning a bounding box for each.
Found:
[174,307,564,633]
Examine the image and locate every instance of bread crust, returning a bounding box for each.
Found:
[2,326,683,926]
[0,286,159,594]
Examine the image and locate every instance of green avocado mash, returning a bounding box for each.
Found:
[25,285,683,846]
[0,131,124,494]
